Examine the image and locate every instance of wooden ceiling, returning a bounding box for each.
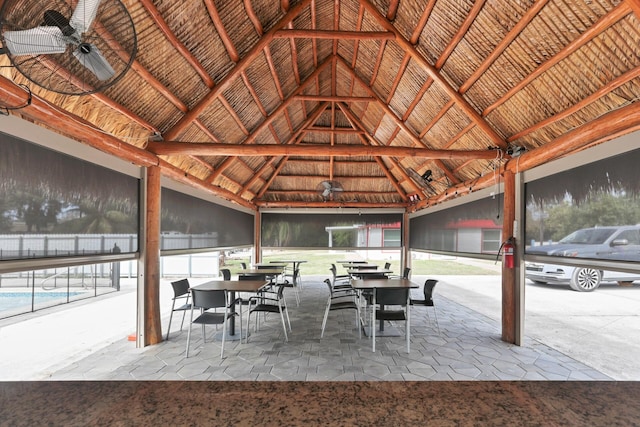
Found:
[1,0,640,212]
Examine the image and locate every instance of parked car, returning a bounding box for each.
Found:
[525,225,640,292]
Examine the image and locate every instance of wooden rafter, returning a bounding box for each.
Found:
[409,0,437,44]
[273,29,394,40]
[482,3,631,116]
[138,0,214,88]
[360,0,507,149]
[434,0,486,70]
[337,57,464,188]
[204,0,239,62]
[459,0,549,94]
[163,0,313,142]
[204,59,332,182]
[508,65,640,142]
[338,103,413,199]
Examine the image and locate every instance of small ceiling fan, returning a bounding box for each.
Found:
[317,180,344,201]
[0,0,137,95]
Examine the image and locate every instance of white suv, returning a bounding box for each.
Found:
[525,225,640,291]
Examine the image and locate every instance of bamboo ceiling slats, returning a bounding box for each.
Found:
[2,0,640,210]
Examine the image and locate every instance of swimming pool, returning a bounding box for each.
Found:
[0,291,85,312]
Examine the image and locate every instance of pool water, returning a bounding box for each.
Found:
[0,292,85,312]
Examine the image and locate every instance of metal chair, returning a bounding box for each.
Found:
[410,279,440,334]
[186,288,241,359]
[166,278,192,340]
[321,279,361,338]
[220,268,231,280]
[246,283,291,343]
[330,264,351,290]
[372,287,410,353]
[282,268,300,306]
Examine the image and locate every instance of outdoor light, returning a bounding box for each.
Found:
[421,169,433,182]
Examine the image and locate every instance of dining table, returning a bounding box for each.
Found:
[343,263,379,269]
[190,279,268,340]
[347,268,393,279]
[350,278,418,338]
[268,260,307,271]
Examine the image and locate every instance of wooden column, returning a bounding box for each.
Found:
[402,211,411,272]
[142,165,162,345]
[254,211,261,264]
[501,170,517,343]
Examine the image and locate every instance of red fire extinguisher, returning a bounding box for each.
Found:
[502,237,515,269]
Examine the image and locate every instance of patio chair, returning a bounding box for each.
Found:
[166,278,192,340]
[246,283,291,343]
[185,288,241,359]
[410,279,440,334]
[321,279,361,339]
[282,268,300,306]
[373,287,410,353]
[330,264,351,290]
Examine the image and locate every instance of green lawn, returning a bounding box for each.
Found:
[222,250,499,277]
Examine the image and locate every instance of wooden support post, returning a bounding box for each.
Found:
[501,170,517,343]
[254,211,261,264]
[143,165,162,345]
[402,211,411,273]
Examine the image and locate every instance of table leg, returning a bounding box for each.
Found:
[229,290,236,336]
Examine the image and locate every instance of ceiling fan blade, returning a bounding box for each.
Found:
[321,181,332,189]
[322,188,331,198]
[70,0,102,34]
[73,44,114,80]
[3,27,67,55]
[333,187,344,191]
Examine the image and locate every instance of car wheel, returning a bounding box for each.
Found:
[569,268,602,292]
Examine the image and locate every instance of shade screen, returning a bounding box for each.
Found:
[160,188,254,250]
[525,148,640,262]
[262,213,402,248]
[410,195,503,254]
[0,132,139,260]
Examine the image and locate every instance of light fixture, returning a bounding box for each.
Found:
[421,170,433,182]
[506,145,525,157]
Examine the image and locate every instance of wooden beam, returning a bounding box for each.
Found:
[360,0,508,149]
[459,0,549,94]
[273,29,395,40]
[508,65,640,142]
[624,0,640,18]
[159,159,254,209]
[294,95,375,102]
[0,77,156,167]
[435,0,486,69]
[163,0,313,141]
[306,127,366,134]
[505,100,640,173]
[206,60,332,182]
[148,141,500,160]
[483,3,631,116]
[338,102,415,198]
[138,0,214,88]
[410,0,437,44]
[204,0,239,62]
[414,100,640,210]
[254,200,408,208]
